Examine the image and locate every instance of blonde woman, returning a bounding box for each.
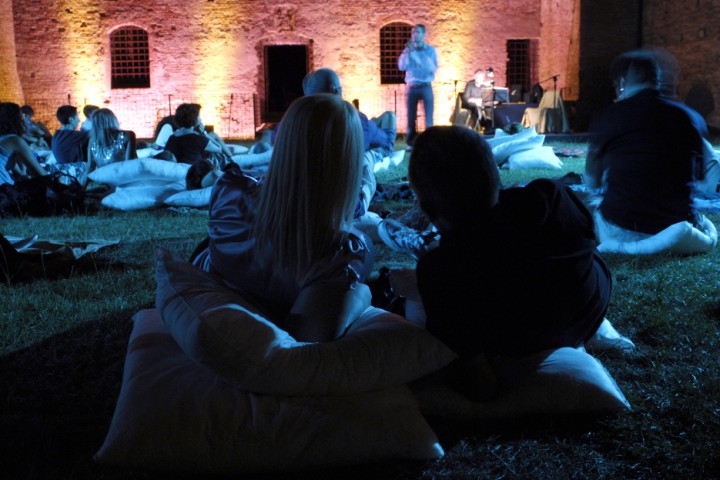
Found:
[88,108,136,170]
[193,94,373,342]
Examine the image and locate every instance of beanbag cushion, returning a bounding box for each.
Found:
[164,186,213,208]
[95,309,444,474]
[505,145,563,170]
[154,249,457,395]
[89,159,189,187]
[486,128,546,165]
[101,183,185,211]
[597,215,718,255]
[413,346,630,420]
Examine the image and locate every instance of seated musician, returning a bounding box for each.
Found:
[462,68,495,131]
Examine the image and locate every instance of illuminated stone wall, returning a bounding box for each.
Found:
[0,0,23,103]
[9,0,579,138]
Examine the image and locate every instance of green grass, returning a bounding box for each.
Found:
[1,140,720,479]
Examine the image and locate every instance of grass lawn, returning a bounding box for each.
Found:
[1,140,719,479]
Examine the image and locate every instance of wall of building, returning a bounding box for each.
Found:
[7,0,579,139]
[642,0,720,129]
[0,0,24,104]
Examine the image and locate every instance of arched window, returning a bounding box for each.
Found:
[380,22,413,84]
[110,26,150,89]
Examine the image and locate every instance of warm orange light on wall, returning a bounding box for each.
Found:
[191,1,246,128]
[59,0,104,106]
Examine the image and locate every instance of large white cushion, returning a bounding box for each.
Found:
[487,128,545,165]
[163,186,213,208]
[89,159,189,187]
[154,249,457,395]
[102,183,185,211]
[95,309,444,474]
[505,146,563,170]
[413,346,630,420]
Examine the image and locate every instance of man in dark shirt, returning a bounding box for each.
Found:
[585,49,709,236]
[52,105,89,164]
[407,125,611,400]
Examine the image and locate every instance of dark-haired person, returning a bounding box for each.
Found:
[0,102,49,216]
[585,49,716,246]
[81,104,99,132]
[164,103,232,165]
[404,125,612,401]
[19,104,52,149]
[51,105,89,166]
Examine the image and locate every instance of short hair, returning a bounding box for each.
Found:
[414,24,426,33]
[56,105,78,125]
[409,126,500,228]
[186,159,215,190]
[609,49,660,89]
[252,94,363,283]
[474,68,485,76]
[0,102,26,136]
[174,103,202,128]
[20,105,34,117]
[83,104,99,118]
[302,68,342,96]
[89,108,121,150]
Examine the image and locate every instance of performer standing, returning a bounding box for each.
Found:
[398,24,438,149]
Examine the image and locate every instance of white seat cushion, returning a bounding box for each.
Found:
[154,248,457,395]
[95,309,444,474]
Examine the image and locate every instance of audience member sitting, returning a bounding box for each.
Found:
[192,94,373,342]
[81,105,99,132]
[52,105,89,165]
[20,104,52,150]
[164,103,233,165]
[462,68,494,131]
[151,114,179,149]
[302,68,396,237]
[401,125,612,401]
[88,108,137,170]
[0,102,50,216]
[585,49,716,247]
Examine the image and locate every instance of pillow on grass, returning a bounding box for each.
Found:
[487,129,545,166]
[89,159,190,187]
[102,183,185,211]
[154,248,457,395]
[506,146,563,170]
[164,186,213,208]
[95,309,444,474]
[412,347,630,420]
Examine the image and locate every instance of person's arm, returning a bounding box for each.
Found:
[122,130,137,160]
[584,143,605,190]
[398,45,411,71]
[5,135,48,177]
[286,281,371,342]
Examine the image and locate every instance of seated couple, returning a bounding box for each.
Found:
[190,90,619,402]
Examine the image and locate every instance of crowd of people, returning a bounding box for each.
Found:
[2,42,718,402]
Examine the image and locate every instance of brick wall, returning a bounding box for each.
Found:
[0,0,23,103]
[642,0,720,129]
[8,0,580,139]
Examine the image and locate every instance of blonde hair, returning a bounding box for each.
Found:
[89,108,121,150]
[252,94,363,283]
